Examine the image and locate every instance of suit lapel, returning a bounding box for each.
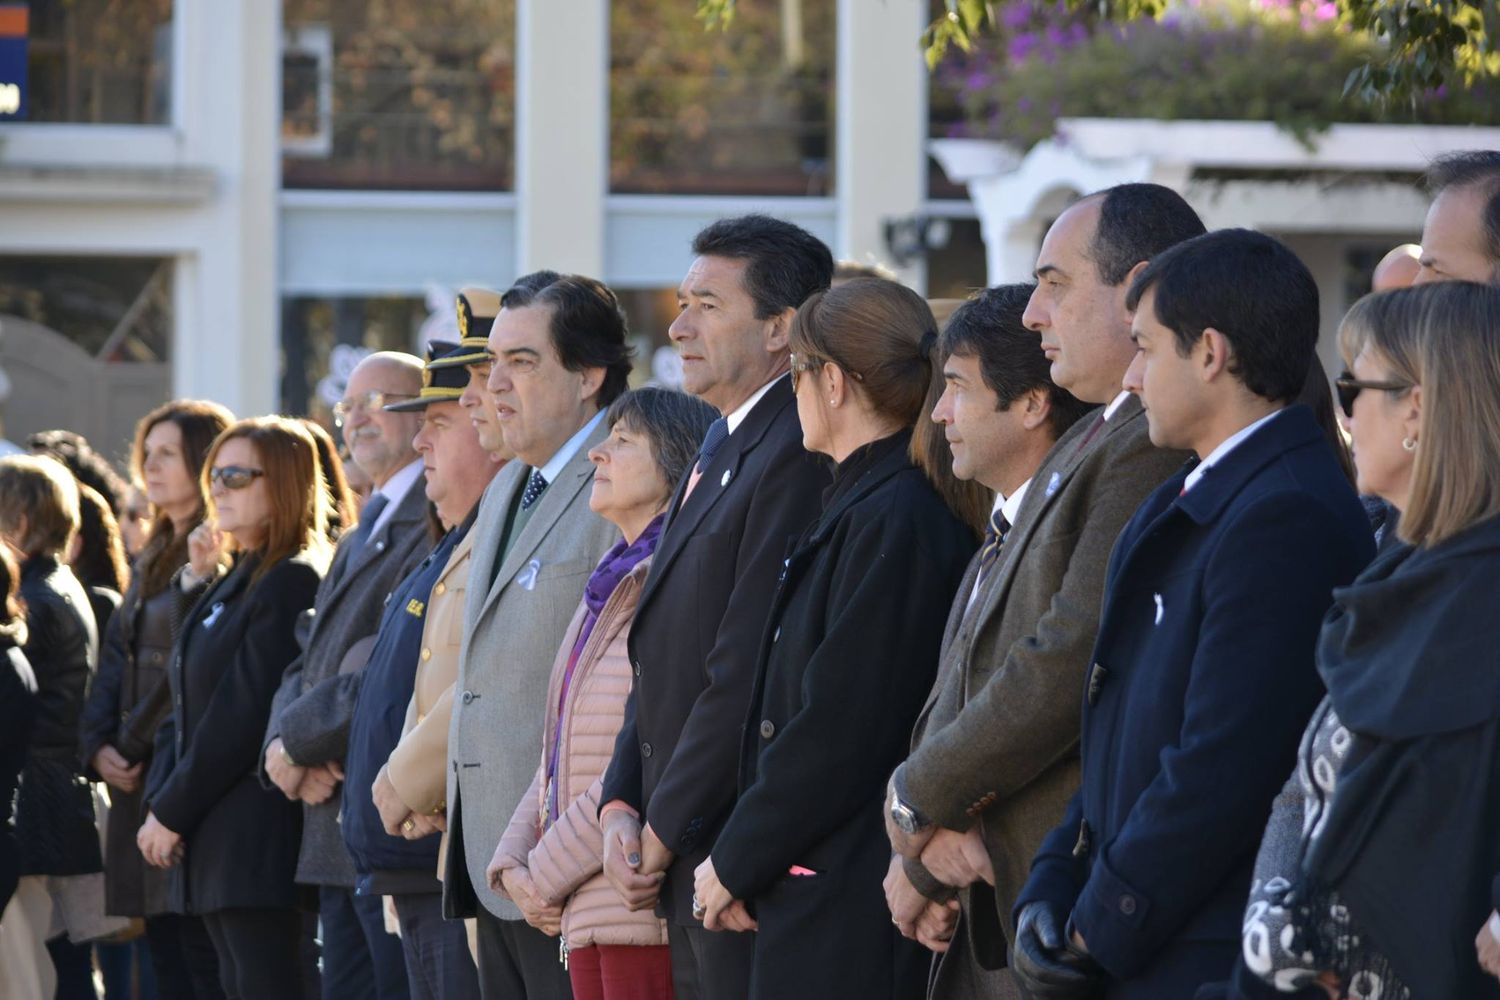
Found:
[637,378,796,618]
[961,398,1144,658]
[319,484,427,614]
[477,419,609,621]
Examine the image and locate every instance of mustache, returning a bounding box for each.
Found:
[348,426,384,442]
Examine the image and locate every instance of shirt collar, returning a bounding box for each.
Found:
[724,374,787,436]
[372,457,425,505]
[1102,390,1132,421]
[998,477,1032,527]
[1182,407,1285,494]
[536,409,606,486]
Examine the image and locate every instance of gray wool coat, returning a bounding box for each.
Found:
[262,475,432,888]
[897,395,1190,994]
[444,418,618,922]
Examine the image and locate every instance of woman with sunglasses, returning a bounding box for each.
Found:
[79,399,233,999]
[1237,281,1500,999]
[138,416,332,1000]
[692,278,987,999]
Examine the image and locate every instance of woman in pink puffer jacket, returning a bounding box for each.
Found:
[489,388,717,1000]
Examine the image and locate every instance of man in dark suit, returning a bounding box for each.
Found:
[262,350,431,1000]
[885,186,1205,999]
[598,214,832,1000]
[1012,229,1375,998]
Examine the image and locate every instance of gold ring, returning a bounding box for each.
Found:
[403,819,415,833]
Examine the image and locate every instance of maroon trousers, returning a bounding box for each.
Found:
[567,944,674,1000]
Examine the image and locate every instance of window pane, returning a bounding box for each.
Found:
[18,0,172,124]
[0,255,171,361]
[611,0,835,196]
[282,0,517,191]
[280,295,426,416]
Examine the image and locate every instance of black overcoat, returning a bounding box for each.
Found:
[16,555,99,877]
[145,552,321,914]
[711,432,977,1000]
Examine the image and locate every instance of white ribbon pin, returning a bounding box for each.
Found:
[721,469,732,487]
[515,559,541,592]
[1045,471,1063,498]
[1153,593,1165,626]
[202,602,225,629]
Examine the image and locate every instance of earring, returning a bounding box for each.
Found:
[1402,437,1417,452]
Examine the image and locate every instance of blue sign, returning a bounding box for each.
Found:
[0,4,27,120]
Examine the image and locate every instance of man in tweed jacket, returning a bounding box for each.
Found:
[886,185,1205,999]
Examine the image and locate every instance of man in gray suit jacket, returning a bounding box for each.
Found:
[444,274,631,999]
[262,350,432,1000]
[885,185,1206,999]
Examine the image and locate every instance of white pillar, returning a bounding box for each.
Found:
[514,0,608,277]
[834,0,927,289]
[173,0,281,416]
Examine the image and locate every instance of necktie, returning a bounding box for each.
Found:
[975,508,1012,586]
[521,469,549,510]
[695,418,730,476]
[354,492,389,548]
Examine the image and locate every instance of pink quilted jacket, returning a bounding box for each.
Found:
[492,555,668,950]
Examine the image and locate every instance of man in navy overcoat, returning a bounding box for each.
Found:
[1012,229,1375,998]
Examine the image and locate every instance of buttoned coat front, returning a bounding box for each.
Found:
[444,419,618,920]
[598,377,829,922]
[385,524,476,876]
[1016,406,1374,998]
[263,479,431,887]
[899,396,1185,989]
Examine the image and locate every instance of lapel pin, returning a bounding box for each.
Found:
[516,558,541,592]
[1153,593,1165,626]
[1045,471,1062,497]
[721,469,732,487]
[202,602,225,629]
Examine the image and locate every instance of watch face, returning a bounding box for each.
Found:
[892,804,919,835]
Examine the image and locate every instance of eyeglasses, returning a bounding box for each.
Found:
[1335,373,1412,418]
[209,466,266,490]
[789,353,863,393]
[333,390,416,426]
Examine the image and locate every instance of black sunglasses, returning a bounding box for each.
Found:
[1334,373,1412,419]
[209,466,266,490]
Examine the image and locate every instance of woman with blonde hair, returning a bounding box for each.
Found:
[1238,280,1500,999]
[138,416,331,999]
[80,398,232,998]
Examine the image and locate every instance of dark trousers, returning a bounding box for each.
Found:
[666,922,754,1000]
[473,907,572,1000]
[392,893,480,1000]
[145,912,225,1000]
[319,886,410,1000]
[200,907,306,1000]
[48,934,96,1000]
[567,944,673,1000]
[98,936,157,1000]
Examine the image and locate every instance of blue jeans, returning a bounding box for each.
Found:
[392,893,480,1000]
[319,885,410,1000]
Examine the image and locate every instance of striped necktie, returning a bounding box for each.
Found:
[976,508,1012,586]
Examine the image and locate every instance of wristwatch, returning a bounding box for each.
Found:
[888,781,931,836]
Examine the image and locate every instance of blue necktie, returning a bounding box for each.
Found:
[353,492,389,548]
[695,418,730,476]
[521,468,549,510]
[976,509,1011,585]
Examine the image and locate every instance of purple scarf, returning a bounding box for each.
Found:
[546,514,664,824]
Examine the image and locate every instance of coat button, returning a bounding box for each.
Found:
[759,720,775,739]
[461,690,474,705]
[641,742,654,758]
[421,648,432,662]
[1119,894,1137,916]
[435,582,446,595]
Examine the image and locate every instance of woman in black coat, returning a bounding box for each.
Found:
[0,543,37,914]
[138,416,331,1000]
[79,400,232,998]
[1236,282,1500,999]
[0,455,101,998]
[694,278,986,1000]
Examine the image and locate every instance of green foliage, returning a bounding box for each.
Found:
[696,0,1500,102]
[957,5,1500,148]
